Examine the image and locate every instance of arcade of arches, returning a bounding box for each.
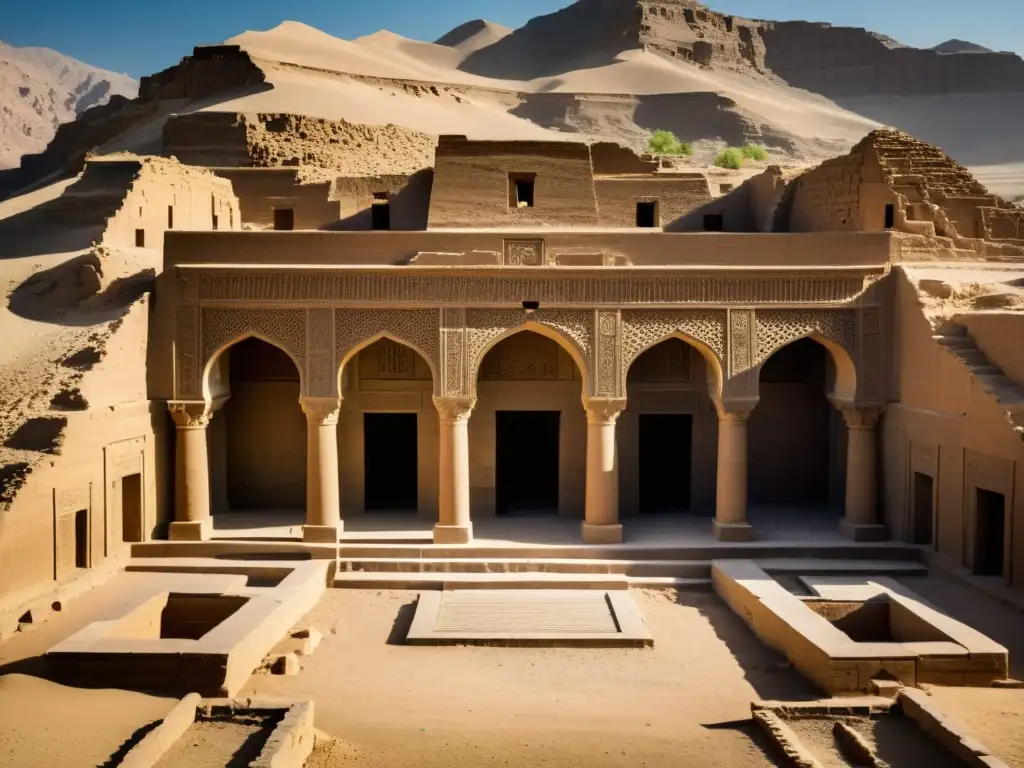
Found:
[168,329,882,546]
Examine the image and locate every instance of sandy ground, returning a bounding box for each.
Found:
[242,588,815,768]
[0,674,174,768]
[0,570,1022,766]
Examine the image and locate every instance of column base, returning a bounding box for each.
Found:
[713,520,757,542]
[303,524,342,544]
[581,522,623,544]
[839,520,888,542]
[169,519,212,542]
[433,523,473,545]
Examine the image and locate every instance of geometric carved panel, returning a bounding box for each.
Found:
[480,333,559,380]
[200,308,307,392]
[753,309,858,369]
[359,391,422,412]
[53,484,90,581]
[335,309,440,388]
[620,310,726,389]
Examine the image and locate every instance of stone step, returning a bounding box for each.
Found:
[336,543,924,561]
[336,557,710,577]
[333,571,629,590]
[754,558,928,576]
[626,576,712,590]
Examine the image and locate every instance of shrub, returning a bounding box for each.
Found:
[715,147,745,169]
[742,143,768,161]
[647,130,692,156]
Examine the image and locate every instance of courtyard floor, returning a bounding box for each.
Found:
[0,570,1021,767]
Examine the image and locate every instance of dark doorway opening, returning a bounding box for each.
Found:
[371,193,391,230]
[509,174,536,208]
[121,472,143,543]
[134,229,145,247]
[273,208,294,231]
[911,472,934,545]
[364,413,418,511]
[167,205,174,229]
[638,414,692,512]
[636,201,658,228]
[496,411,559,514]
[703,214,724,232]
[974,488,1006,576]
[74,509,88,569]
[884,203,895,229]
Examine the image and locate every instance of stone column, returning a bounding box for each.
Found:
[832,399,886,541]
[713,398,758,541]
[168,401,213,541]
[582,398,627,544]
[433,396,475,544]
[300,397,343,543]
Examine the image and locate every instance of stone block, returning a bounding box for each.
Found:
[838,520,888,542]
[581,522,623,544]
[292,627,323,656]
[433,523,472,545]
[271,653,300,676]
[302,524,341,544]
[169,519,212,541]
[917,670,965,686]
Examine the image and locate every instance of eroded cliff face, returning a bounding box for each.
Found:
[762,22,1024,97]
[638,1,767,72]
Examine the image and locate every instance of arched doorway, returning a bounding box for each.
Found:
[621,338,718,516]
[472,330,586,516]
[338,337,437,516]
[748,338,844,509]
[215,337,305,514]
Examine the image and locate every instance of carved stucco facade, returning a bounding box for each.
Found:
[165,248,889,545]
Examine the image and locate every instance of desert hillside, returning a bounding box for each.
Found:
[1,0,1023,200]
[0,41,137,171]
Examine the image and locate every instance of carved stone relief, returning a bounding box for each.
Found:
[466,309,593,393]
[503,239,545,266]
[307,308,335,397]
[753,309,859,369]
[858,307,882,401]
[188,269,873,306]
[620,310,726,391]
[335,309,441,389]
[441,308,466,397]
[175,305,200,399]
[480,334,559,380]
[375,342,416,378]
[200,308,307,391]
[595,311,619,396]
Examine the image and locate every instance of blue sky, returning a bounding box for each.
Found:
[3,0,1021,79]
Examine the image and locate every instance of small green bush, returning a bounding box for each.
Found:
[647,130,692,156]
[742,143,768,161]
[715,147,745,169]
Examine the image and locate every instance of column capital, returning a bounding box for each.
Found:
[432,395,476,423]
[829,397,885,429]
[712,397,759,423]
[583,397,627,424]
[167,400,213,429]
[300,396,341,425]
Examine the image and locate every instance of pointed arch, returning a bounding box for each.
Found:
[202,331,304,401]
[754,331,857,400]
[336,331,440,394]
[623,329,725,400]
[468,318,592,397]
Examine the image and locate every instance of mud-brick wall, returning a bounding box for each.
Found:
[215,169,340,231]
[427,137,599,228]
[332,170,433,231]
[103,160,240,250]
[780,152,865,232]
[595,176,711,228]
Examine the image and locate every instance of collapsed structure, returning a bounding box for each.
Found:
[2,127,1024,634]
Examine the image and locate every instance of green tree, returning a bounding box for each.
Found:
[715,147,745,169]
[742,143,768,161]
[647,130,692,156]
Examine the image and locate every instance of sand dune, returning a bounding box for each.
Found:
[435,20,513,53]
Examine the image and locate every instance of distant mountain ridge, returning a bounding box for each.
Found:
[0,41,137,170]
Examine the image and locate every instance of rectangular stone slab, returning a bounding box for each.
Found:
[406,589,652,647]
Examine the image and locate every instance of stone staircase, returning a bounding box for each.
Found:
[332,543,927,590]
[933,323,1024,440]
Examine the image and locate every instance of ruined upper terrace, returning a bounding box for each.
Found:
[164,230,897,269]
